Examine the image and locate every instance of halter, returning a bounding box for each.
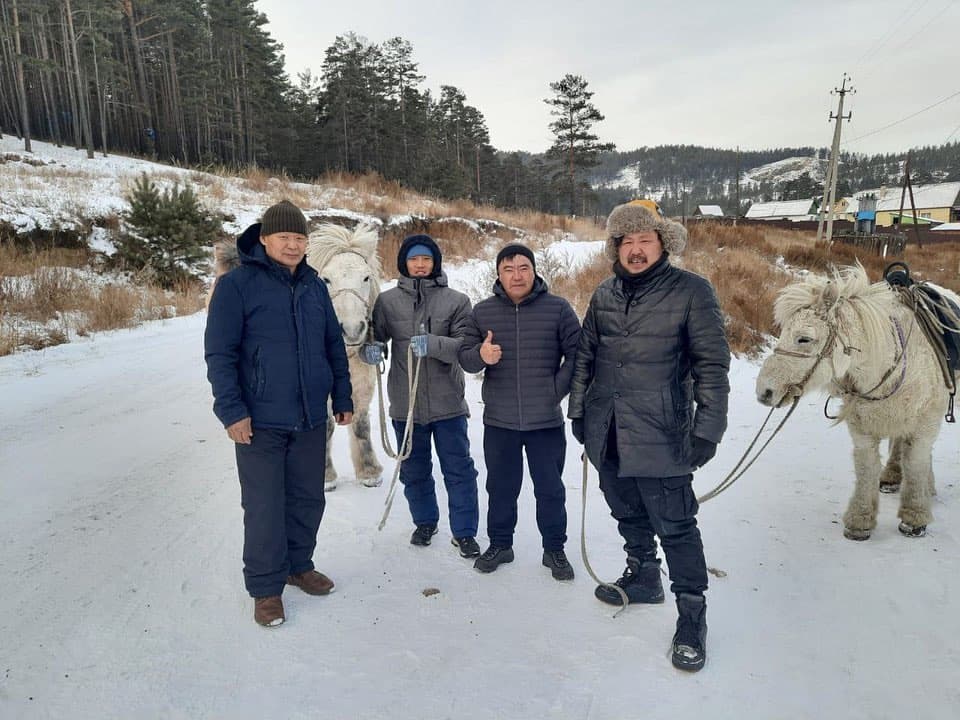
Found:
[322,250,375,348]
[771,320,840,404]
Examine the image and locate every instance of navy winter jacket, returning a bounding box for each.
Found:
[460,277,581,431]
[204,223,353,431]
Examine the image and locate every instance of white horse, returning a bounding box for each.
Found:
[306,223,384,491]
[756,265,958,540]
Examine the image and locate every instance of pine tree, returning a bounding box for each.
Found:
[114,173,221,288]
[544,74,614,215]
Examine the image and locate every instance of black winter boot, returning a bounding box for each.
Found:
[671,593,707,672]
[410,524,438,546]
[474,545,514,573]
[542,549,575,581]
[594,556,665,606]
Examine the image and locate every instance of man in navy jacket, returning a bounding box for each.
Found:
[459,244,581,580]
[205,200,353,628]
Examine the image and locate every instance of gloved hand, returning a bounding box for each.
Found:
[410,334,429,358]
[571,418,585,444]
[359,341,386,365]
[689,436,717,469]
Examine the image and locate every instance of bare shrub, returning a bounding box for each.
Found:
[78,284,138,334]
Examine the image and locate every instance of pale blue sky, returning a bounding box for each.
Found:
[255,0,960,155]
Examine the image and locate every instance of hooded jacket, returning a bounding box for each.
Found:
[204,223,353,431]
[372,235,472,424]
[568,258,730,477]
[459,277,581,431]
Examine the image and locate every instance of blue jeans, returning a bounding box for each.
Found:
[392,415,479,538]
[483,425,568,551]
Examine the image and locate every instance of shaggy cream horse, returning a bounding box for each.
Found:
[306,223,384,491]
[756,265,958,540]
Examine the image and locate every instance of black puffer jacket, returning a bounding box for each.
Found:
[460,277,581,431]
[568,259,730,477]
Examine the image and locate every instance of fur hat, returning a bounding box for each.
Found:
[604,203,687,261]
[495,243,536,273]
[260,200,308,237]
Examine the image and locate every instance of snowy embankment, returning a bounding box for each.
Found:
[1,295,958,719]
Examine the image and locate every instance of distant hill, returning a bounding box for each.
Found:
[587,143,960,216]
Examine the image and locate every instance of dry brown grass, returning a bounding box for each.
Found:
[0,244,206,357]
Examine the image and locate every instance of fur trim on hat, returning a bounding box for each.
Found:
[604,203,687,261]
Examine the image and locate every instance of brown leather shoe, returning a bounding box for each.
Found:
[254,595,284,627]
[286,570,335,596]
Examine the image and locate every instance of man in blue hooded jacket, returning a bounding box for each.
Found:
[205,200,353,628]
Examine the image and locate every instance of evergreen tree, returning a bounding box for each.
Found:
[114,174,221,288]
[544,74,615,214]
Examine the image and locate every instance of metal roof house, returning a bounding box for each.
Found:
[744,199,818,221]
[693,205,724,218]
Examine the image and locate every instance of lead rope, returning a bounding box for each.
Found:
[377,345,422,531]
[579,397,800,615]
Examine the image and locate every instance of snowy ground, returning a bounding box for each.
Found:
[1,303,958,719]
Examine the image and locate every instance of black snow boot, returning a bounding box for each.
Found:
[473,545,514,573]
[542,549,575,581]
[451,536,481,558]
[594,556,665,606]
[671,593,707,672]
[410,524,438,546]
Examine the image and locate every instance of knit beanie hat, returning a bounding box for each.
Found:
[605,202,687,261]
[495,243,536,273]
[405,244,434,261]
[397,234,442,278]
[260,200,308,237]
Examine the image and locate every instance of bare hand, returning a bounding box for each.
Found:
[479,330,502,365]
[336,411,353,426]
[227,417,253,444]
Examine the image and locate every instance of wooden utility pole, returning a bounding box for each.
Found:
[734,145,741,225]
[816,74,854,243]
[897,152,923,248]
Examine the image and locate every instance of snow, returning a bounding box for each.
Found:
[2,297,959,719]
[741,156,825,188]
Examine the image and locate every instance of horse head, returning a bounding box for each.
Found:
[756,265,891,407]
[306,223,382,348]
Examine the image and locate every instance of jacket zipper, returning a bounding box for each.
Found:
[515,303,522,427]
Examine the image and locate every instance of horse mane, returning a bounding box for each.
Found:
[306,223,382,302]
[774,264,899,379]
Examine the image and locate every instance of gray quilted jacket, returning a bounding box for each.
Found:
[372,272,472,424]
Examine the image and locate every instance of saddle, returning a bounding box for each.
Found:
[885,262,960,421]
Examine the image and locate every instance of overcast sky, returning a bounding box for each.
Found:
[254,0,959,156]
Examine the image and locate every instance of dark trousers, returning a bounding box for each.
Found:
[483,425,568,551]
[235,425,327,598]
[392,415,479,538]
[598,457,708,596]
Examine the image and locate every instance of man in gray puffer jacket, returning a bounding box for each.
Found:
[459,244,581,581]
[568,202,730,673]
[361,234,480,557]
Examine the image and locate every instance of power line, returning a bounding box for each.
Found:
[857,0,955,82]
[841,89,960,146]
[852,0,930,72]
[946,122,960,144]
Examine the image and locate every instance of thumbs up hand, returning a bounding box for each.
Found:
[479,330,502,365]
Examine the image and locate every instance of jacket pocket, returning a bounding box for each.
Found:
[253,347,266,399]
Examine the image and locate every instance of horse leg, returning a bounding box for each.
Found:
[351,407,384,487]
[897,435,934,538]
[842,428,881,540]
[324,417,338,492]
[879,436,903,493]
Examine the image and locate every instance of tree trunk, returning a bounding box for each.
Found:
[63,0,94,158]
[10,0,32,152]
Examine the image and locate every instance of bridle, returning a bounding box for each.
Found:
[322,249,375,347]
[772,312,911,415]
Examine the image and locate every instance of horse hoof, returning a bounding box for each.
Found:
[360,476,383,488]
[898,522,926,538]
[324,481,337,492]
[879,483,900,494]
[843,527,871,541]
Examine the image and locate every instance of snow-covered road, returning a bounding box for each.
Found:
[1,313,958,719]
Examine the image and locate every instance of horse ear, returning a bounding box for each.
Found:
[821,279,838,307]
[351,223,381,261]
